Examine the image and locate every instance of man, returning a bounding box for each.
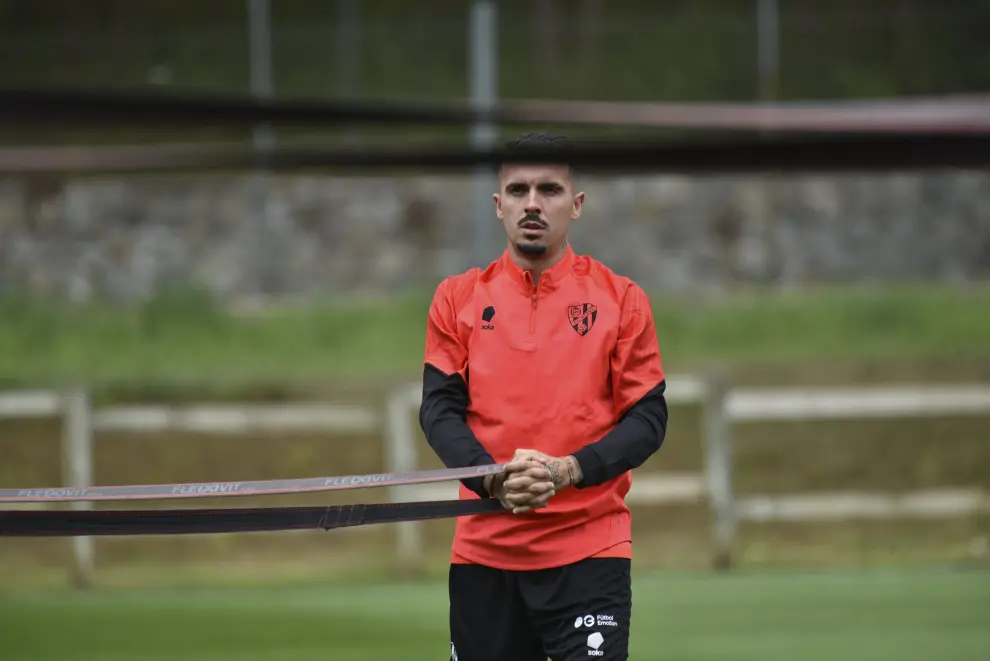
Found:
[419,132,668,661]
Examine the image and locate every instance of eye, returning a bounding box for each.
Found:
[538,183,564,195]
[505,183,528,196]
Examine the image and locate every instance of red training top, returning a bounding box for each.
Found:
[420,245,667,571]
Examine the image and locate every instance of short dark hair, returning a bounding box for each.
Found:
[501,131,575,171]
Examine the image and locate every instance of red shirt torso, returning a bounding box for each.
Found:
[423,246,664,570]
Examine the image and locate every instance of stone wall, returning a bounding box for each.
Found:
[1,170,989,304]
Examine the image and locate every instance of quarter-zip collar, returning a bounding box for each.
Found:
[498,244,576,296]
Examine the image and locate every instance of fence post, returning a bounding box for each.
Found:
[384,385,423,574]
[61,387,94,589]
[702,368,735,570]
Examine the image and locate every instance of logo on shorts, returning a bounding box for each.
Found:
[596,614,618,627]
[567,303,598,336]
[574,614,595,628]
[587,632,604,656]
[450,641,458,661]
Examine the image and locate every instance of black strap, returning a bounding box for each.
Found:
[0,498,506,537]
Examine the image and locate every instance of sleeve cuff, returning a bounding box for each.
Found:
[461,452,497,498]
[570,446,605,489]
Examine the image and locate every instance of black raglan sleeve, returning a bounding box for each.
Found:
[418,279,495,498]
[419,365,495,498]
[570,284,668,487]
[570,381,668,487]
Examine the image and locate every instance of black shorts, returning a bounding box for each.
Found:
[448,557,631,661]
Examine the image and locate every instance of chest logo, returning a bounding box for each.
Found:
[481,305,496,330]
[567,303,598,336]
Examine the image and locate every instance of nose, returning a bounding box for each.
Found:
[524,190,542,215]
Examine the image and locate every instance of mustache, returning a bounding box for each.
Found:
[517,213,548,229]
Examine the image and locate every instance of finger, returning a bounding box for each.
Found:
[511,450,554,466]
[505,495,533,509]
[506,487,555,510]
[504,490,545,507]
[517,480,554,495]
[503,470,550,489]
[528,489,556,506]
[514,449,554,462]
[500,472,549,490]
[508,463,550,477]
[502,476,555,496]
[527,483,558,507]
[502,458,546,474]
[501,481,532,496]
[501,476,533,492]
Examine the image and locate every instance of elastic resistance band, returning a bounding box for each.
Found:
[0,498,507,537]
[0,463,507,504]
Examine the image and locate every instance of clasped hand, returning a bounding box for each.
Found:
[485,449,582,514]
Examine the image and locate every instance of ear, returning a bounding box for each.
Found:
[493,193,503,219]
[571,192,585,220]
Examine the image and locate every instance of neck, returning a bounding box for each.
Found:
[508,241,567,283]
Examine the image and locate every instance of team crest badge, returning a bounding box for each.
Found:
[568,303,598,336]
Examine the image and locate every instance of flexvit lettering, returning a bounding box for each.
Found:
[323,474,394,487]
[17,488,90,499]
[171,483,243,495]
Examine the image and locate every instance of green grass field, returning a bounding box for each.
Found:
[3,283,990,397]
[2,570,989,661]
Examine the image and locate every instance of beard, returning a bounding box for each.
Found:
[515,241,548,256]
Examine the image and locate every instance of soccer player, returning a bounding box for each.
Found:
[419,132,668,661]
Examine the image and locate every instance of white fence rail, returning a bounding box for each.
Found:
[0,389,384,588]
[388,376,990,569]
[2,376,990,585]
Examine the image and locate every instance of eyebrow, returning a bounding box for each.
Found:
[505,181,566,191]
